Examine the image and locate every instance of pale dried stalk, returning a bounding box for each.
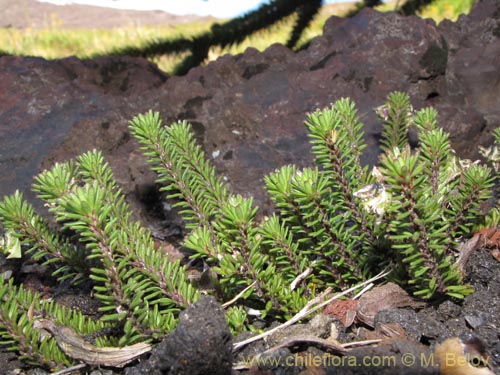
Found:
[51,363,86,375]
[222,281,256,308]
[232,269,391,351]
[34,319,151,367]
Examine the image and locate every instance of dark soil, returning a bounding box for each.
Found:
[231,249,500,375]
[1,248,499,374]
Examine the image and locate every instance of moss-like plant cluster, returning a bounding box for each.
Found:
[1,92,498,370]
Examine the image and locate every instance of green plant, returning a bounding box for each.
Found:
[0,152,199,369]
[418,0,476,23]
[0,92,496,370]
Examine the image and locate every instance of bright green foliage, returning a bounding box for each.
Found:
[0,92,497,370]
[259,214,309,283]
[132,92,492,305]
[378,91,413,152]
[0,191,89,282]
[377,100,492,299]
[130,113,308,322]
[131,93,494,304]
[0,275,109,370]
[31,151,199,344]
[131,112,228,229]
[0,150,199,365]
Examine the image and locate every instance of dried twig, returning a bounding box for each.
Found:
[222,281,256,308]
[290,265,314,291]
[232,269,391,351]
[51,363,87,375]
[353,282,374,300]
[34,319,151,367]
[456,234,481,273]
[233,325,383,370]
[341,338,382,348]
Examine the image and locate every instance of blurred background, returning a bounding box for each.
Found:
[0,0,477,75]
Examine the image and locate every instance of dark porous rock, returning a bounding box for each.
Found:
[463,250,500,370]
[464,249,500,330]
[1,0,500,230]
[374,308,421,342]
[371,250,500,372]
[436,300,461,320]
[125,295,232,375]
[324,340,437,375]
[266,313,337,347]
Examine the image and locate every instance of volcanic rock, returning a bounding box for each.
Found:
[0,0,499,232]
[124,295,232,375]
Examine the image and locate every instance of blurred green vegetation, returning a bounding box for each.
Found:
[418,0,476,22]
[0,0,476,75]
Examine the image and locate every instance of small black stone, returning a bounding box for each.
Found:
[125,295,232,375]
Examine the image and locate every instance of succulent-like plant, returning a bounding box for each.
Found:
[0,92,496,370]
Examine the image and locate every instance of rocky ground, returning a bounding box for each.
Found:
[1,0,500,373]
[1,249,499,374]
[118,248,500,375]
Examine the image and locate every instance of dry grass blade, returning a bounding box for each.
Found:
[33,319,152,367]
[456,234,481,273]
[222,281,256,308]
[232,269,391,351]
[51,363,87,375]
